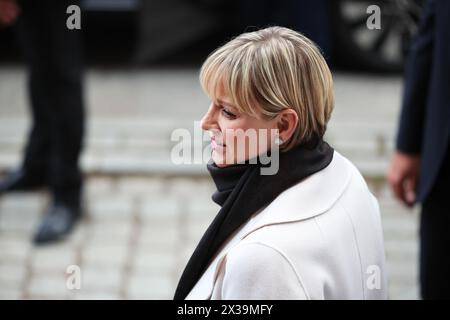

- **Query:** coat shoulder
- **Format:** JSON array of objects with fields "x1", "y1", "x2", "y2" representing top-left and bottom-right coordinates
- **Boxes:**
[{"x1": 214, "y1": 241, "x2": 309, "y2": 299}]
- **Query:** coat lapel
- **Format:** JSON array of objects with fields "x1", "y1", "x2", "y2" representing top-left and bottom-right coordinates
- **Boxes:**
[{"x1": 240, "y1": 151, "x2": 351, "y2": 239}]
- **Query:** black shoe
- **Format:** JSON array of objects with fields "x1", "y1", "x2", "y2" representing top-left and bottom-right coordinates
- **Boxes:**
[
  {"x1": 0, "y1": 169, "x2": 45, "y2": 194},
  {"x1": 33, "y1": 202, "x2": 81, "y2": 245}
]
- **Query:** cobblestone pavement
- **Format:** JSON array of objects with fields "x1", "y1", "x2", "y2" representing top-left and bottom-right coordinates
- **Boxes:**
[{"x1": 0, "y1": 67, "x2": 419, "y2": 299}]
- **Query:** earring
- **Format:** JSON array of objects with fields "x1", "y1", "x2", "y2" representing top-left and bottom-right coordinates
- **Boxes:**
[{"x1": 274, "y1": 137, "x2": 283, "y2": 146}]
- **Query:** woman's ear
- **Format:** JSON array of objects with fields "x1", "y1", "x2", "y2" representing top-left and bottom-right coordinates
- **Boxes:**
[{"x1": 276, "y1": 109, "x2": 298, "y2": 143}]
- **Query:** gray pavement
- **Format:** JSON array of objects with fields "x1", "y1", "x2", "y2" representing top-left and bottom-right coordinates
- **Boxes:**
[{"x1": 0, "y1": 67, "x2": 419, "y2": 299}]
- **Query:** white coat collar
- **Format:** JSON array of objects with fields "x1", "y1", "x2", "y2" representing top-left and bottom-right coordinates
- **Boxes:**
[{"x1": 240, "y1": 151, "x2": 352, "y2": 239}]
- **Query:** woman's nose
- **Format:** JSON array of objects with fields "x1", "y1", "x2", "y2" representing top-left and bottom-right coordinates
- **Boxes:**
[{"x1": 201, "y1": 104, "x2": 217, "y2": 131}]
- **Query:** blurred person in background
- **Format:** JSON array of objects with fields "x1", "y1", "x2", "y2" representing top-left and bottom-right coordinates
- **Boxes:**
[
  {"x1": 0, "y1": 0, "x2": 85, "y2": 244},
  {"x1": 237, "y1": 0, "x2": 332, "y2": 58},
  {"x1": 388, "y1": 0, "x2": 450, "y2": 299}
]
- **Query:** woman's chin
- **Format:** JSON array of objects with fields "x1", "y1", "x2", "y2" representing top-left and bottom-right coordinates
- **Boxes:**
[
  {"x1": 212, "y1": 155, "x2": 226, "y2": 167},
  {"x1": 212, "y1": 151, "x2": 231, "y2": 167}
]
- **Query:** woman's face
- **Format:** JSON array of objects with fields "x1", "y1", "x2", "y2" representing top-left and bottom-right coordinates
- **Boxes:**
[{"x1": 201, "y1": 89, "x2": 280, "y2": 167}]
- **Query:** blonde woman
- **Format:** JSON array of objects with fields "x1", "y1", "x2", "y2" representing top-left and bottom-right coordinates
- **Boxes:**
[{"x1": 174, "y1": 26, "x2": 387, "y2": 300}]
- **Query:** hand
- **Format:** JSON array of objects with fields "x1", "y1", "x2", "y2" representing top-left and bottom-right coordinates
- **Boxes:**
[
  {"x1": 387, "y1": 151, "x2": 420, "y2": 207},
  {"x1": 0, "y1": 0, "x2": 20, "y2": 27}
]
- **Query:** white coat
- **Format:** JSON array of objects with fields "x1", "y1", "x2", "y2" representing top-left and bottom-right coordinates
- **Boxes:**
[{"x1": 186, "y1": 151, "x2": 388, "y2": 300}]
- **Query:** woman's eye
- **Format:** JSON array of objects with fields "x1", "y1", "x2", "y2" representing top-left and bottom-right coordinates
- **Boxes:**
[{"x1": 221, "y1": 107, "x2": 236, "y2": 119}]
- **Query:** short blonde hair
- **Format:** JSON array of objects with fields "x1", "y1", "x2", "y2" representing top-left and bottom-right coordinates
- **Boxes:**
[{"x1": 200, "y1": 26, "x2": 334, "y2": 151}]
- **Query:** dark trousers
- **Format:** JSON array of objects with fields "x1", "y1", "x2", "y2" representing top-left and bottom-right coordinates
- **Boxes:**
[
  {"x1": 15, "y1": 0, "x2": 84, "y2": 206},
  {"x1": 420, "y1": 144, "x2": 450, "y2": 299}
]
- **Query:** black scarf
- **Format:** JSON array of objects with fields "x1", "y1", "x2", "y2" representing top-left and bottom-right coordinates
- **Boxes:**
[{"x1": 173, "y1": 138, "x2": 334, "y2": 300}]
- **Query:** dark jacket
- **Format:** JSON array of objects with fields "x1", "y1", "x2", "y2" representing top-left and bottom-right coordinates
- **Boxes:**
[{"x1": 396, "y1": 0, "x2": 450, "y2": 202}]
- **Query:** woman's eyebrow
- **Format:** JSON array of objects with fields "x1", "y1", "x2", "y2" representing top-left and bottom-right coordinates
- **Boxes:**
[{"x1": 217, "y1": 99, "x2": 236, "y2": 108}]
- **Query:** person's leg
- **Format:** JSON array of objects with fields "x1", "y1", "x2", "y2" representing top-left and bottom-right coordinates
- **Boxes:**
[
  {"x1": 0, "y1": 0, "x2": 52, "y2": 193},
  {"x1": 420, "y1": 145, "x2": 450, "y2": 299},
  {"x1": 29, "y1": 0, "x2": 85, "y2": 244},
  {"x1": 43, "y1": 0, "x2": 85, "y2": 208}
]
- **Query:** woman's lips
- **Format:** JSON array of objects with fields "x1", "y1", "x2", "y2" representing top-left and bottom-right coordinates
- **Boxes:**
[{"x1": 211, "y1": 137, "x2": 225, "y2": 150}]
